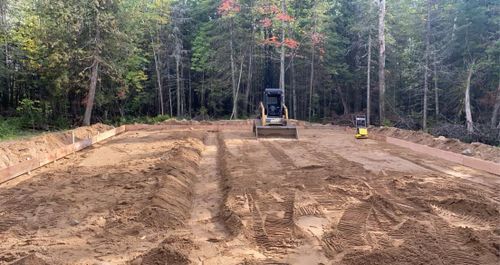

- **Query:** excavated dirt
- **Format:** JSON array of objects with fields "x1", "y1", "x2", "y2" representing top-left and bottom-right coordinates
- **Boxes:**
[
  {"x1": 0, "y1": 129, "x2": 205, "y2": 264},
  {"x1": 0, "y1": 124, "x2": 499, "y2": 265},
  {"x1": 371, "y1": 126, "x2": 500, "y2": 163},
  {"x1": 0, "y1": 123, "x2": 113, "y2": 169}
]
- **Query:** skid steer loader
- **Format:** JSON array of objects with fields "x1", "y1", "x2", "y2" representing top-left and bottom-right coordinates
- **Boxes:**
[{"x1": 253, "y1": 88, "x2": 299, "y2": 139}]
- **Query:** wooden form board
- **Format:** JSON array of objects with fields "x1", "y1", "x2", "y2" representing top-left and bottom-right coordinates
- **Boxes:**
[{"x1": 0, "y1": 126, "x2": 126, "y2": 184}]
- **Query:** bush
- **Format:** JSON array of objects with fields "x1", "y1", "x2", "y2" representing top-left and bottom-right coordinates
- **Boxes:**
[
  {"x1": 0, "y1": 117, "x2": 28, "y2": 140},
  {"x1": 382, "y1": 119, "x2": 394, "y2": 127},
  {"x1": 16, "y1": 99, "x2": 46, "y2": 130}
]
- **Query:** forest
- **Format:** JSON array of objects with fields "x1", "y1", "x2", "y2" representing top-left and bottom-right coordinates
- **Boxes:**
[{"x1": 0, "y1": 0, "x2": 499, "y2": 143}]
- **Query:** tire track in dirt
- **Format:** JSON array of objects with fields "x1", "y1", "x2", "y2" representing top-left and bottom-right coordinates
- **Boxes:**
[
  {"x1": 210, "y1": 129, "x2": 500, "y2": 265},
  {"x1": 262, "y1": 141, "x2": 295, "y2": 168},
  {"x1": 188, "y1": 132, "x2": 231, "y2": 264}
]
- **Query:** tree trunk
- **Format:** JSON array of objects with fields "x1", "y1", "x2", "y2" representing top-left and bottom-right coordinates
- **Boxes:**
[
  {"x1": 180, "y1": 64, "x2": 185, "y2": 116},
  {"x1": 490, "y1": 77, "x2": 500, "y2": 128},
  {"x1": 83, "y1": 58, "x2": 99, "y2": 126},
  {"x1": 280, "y1": 0, "x2": 286, "y2": 94},
  {"x1": 153, "y1": 44, "x2": 164, "y2": 116},
  {"x1": 176, "y1": 55, "x2": 181, "y2": 117},
  {"x1": 423, "y1": 0, "x2": 431, "y2": 132},
  {"x1": 83, "y1": 16, "x2": 100, "y2": 126},
  {"x1": 166, "y1": 58, "x2": 173, "y2": 116},
  {"x1": 337, "y1": 86, "x2": 349, "y2": 115},
  {"x1": 465, "y1": 62, "x2": 475, "y2": 134},
  {"x1": 291, "y1": 58, "x2": 297, "y2": 119},
  {"x1": 188, "y1": 69, "x2": 192, "y2": 117},
  {"x1": 308, "y1": 46, "x2": 315, "y2": 121},
  {"x1": 229, "y1": 19, "x2": 237, "y2": 119},
  {"x1": 201, "y1": 72, "x2": 205, "y2": 109},
  {"x1": 367, "y1": 31, "x2": 372, "y2": 125},
  {"x1": 231, "y1": 55, "x2": 245, "y2": 120},
  {"x1": 378, "y1": 0, "x2": 386, "y2": 124},
  {"x1": 434, "y1": 52, "x2": 439, "y2": 120},
  {"x1": 244, "y1": 45, "x2": 253, "y2": 117}
]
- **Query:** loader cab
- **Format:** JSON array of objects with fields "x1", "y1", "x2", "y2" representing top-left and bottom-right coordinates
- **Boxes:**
[{"x1": 264, "y1": 88, "x2": 284, "y2": 117}]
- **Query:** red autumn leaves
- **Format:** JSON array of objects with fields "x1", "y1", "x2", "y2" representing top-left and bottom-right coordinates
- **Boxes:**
[
  {"x1": 217, "y1": 0, "x2": 240, "y2": 16},
  {"x1": 217, "y1": 0, "x2": 301, "y2": 50},
  {"x1": 256, "y1": 3, "x2": 299, "y2": 49}
]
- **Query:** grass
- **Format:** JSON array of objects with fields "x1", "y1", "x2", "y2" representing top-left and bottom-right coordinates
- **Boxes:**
[{"x1": 0, "y1": 117, "x2": 41, "y2": 141}]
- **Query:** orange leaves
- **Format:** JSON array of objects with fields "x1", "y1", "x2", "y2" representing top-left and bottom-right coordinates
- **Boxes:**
[
  {"x1": 218, "y1": 0, "x2": 240, "y2": 16},
  {"x1": 276, "y1": 13, "x2": 294, "y2": 22},
  {"x1": 263, "y1": 36, "x2": 280, "y2": 46},
  {"x1": 311, "y1": 32, "x2": 325, "y2": 46},
  {"x1": 262, "y1": 37, "x2": 300, "y2": 49},
  {"x1": 284, "y1": 38, "x2": 299, "y2": 49},
  {"x1": 260, "y1": 18, "x2": 273, "y2": 28},
  {"x1": 256, "y1": 4, "x2": 294, "y2": 23}
]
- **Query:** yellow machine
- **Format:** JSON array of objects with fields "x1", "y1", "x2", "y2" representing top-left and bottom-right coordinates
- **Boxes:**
[
  {"x1": 253, "y1": 88, "x2": 299, "y2": 139},
  {"x1": 355, "y1": 115, "x2": 368, "y2": 139}
]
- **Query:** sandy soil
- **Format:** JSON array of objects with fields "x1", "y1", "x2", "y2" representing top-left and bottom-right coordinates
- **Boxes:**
[
  {"x1": 0, "y1": 125, "x2": 498, "y2": 265},
  {"x1": 0, "y1": 123, "x2": 112, "y2": 169},
  {"x1": 370, "y1": 126, "x2": 500, "y2": 163}
]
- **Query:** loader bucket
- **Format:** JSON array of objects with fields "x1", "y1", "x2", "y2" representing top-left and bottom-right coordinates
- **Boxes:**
[{"x1": 255, "y1": 126, "x2": 299, "y2": 139}]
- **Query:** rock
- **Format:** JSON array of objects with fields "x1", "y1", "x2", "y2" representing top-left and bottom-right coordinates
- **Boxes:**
[
  {"x1": 462, "y1": 149, "x2": 474, "y2": 156},
  {"x1": 436, "y1": 136, "x2": 447, "y2": 141},
  {"x1": 471, "y1": 142, "x2": 481, "y2": 147},
  {"x1": 69, "y1": 219, "x2": 80, "y2": 226}
]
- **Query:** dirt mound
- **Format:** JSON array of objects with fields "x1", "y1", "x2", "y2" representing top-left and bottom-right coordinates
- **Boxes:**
[
  {"x1": 218, "y1": 134, "x2": 245, "y2": 237},
  {"x1": 433, "y1": 198, "x2": 500, "y2": 223},
  {"x1": 10, "y1": 254, "x2": 49, "y2": 265},
  {"x1": 0, "y1": 123, "x2": 113, "y2": 169},
  {"x1": 131, "y1": 237, "x2": 193, "y2": 265},
  {"x1": 137, "y1": 142, "x2": 203, "y2": 229},
  {"x1": 371, "y1": 126, "x2": 500, "y2": 163}
]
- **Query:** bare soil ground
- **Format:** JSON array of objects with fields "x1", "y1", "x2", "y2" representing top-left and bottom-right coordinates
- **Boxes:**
[
  {"x1": 0, "y1": 124, "x2": 498, "y2": 265},
  {"x1": 0, "y1": 123, "x2": 112, "y2": 169},
  {"x1": 370, "y1": 126, "x2": 500, "y2": 163}
]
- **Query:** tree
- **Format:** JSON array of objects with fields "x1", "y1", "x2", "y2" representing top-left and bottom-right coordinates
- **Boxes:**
[{"x1": 378, "y1": 0, "x2": 386, "y2": 124}]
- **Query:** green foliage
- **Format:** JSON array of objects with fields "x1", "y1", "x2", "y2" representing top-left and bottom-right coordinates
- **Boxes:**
[
  {"x1": 382, "y1": 119, "x2": 394, "y2": 128},
  {"x1": 16, "y1": 99, "x2": 45, "y2": 130},
  {"x1": 117, "y1": 115, "x2": 172, "y2": 125},
  {"x1": 0, "y1": 0, "x2": 498, "y2": 147},
  {"x1": 0, "y1": 118, "x2": 26, "y2": 140},
  {"x1": 191, "y1": 25, "x2": 214, "y2": 73}
]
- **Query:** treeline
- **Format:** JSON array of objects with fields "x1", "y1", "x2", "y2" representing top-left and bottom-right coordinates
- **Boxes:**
[{"x1": 0, "y1": 0, "x2": 498, "y2": 137}]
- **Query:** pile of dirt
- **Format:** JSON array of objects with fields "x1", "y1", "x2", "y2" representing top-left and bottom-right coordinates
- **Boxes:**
[
  {"x1": 131, "y1": 237, "x2": 193, "y2": 265},
  {"x1": 371, "y1": 126, "x2": 500, "y2": 163},
  {"x1": 10, "y1": 254, "x2": 49, "y2": 265},
  {"x1": 136, "y1": 139, "x2": 203, "y2": 229},
  {"x1": 0, "y1": 123, "x2": 113, "y2": 169}
]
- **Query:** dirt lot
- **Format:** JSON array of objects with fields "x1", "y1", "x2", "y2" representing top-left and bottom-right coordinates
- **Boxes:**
[{"x1": 0, "y1": 125, "x2": 498, "y2": 264}]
